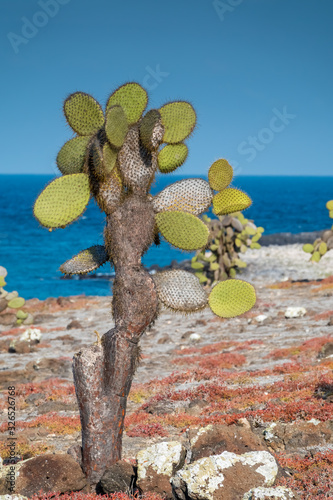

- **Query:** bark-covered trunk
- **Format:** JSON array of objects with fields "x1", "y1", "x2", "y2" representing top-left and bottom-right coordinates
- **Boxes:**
[{"x1": 73, "y1": 194, "x2": 159, "y2": 487}]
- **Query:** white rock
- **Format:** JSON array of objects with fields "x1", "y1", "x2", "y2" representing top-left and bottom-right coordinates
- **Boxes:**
[
  {"x1": 285, "y1": 307, "x2": 306, "y2": 318},
  {"x1": 137, "y1": 441, "x2": 185, "y2": 480},
  {"x1": 189, "y1": 333, "x2": 201, "y2": 343},
  {"x1": 255, "y1": 315, "x2": 268, "y2": 323},
  {"x1": 0, "y1": 496, "x2": 29, "y2": 500},
  {"x1": 243, "y1": 486, "x2": 298, "y2": 499},
  {"x1": 19, "y1": 328, "x2": 42, "y2": 342},
  {"x1": 308, "y1": 418, "x2": 321, "y2": 426},
  {"x1": 172, "y1": 451, "x2": 278, "y2": 500}
]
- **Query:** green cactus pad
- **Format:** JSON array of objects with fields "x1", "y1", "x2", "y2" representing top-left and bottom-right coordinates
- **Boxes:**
[
  {"x1": 155, "y1": 211, "x2": 209, "y2": 251},
  {"x1": 34, "y1": 174, "x2": 90, "y2": 229},
  {"x1": 60, "y1": 245, "x2": 109, "y2": 275},
  {"x1": 329, "y1": 210, "x2": 333, "y2": 219},
  {"x1": 195, "y1": 272, "x2": 208, "y2": 284},
  {"x1": 208, "y1": 279, "x2": 256, "y2": 318},
  {"x1": 106, "y1": 83, "x2": 148, "y2": 125},
  {"x1": 250, "y1": 242, "x2": 261, "y2": 250},
  {"x1": 16, "y1": 310, "x2": 28, "y2": 320},
  {"x1": 105, "y1": 105, "x2": 129, "y2": 149},
  {"x1": 208, "y1": 159, "x2": 233, "y2": 191},
  {"x1": 157, "y1": 144, "x2": 189, "y2": 173},
  {"x1": 103, "y1": 143, "x2": 118, "y2": 174},
  {"x1": 64, "y1": 92, "x2": 104, "y2": 136},
  {"x1": 153, "y1": 270, "x2": 208, "y2": 312},
  {"x1": 319, "y1": 241, "x2": 328, "y2": 255},
  {"x1": 311, "y1": 251, "x2": 321, "y2": 262},
  {"x1": 0, "y1": 276, "x2": 6, "y2": 287},
  {"x1": 159, "y1": 101, "x2": 196, "y2": 144},
  {"x1": 251, "y1": 233, "x2": 261, "y2": 243},
  {"x1": 213, "y1": 188, "x2": 252, "y2": 215},
  {"x1": 8, "y1": 297, "x2": 25, "y2": 309},
  {"x1": 139, "y1": 109, "x2": 164, "y2": 150},
  {"x1": 152, "y1": 179, "x2": 212, "y2": 216},
  {"x1": 57, "y1": 136, "x2": 90, "y2": 175},
  {"x1": 326, "y1": 200, "x2": 333, "y2": 210},
  {"x1": 229, "y1": 268, "x2": 237, "y2": 278},
  {"x1": 90, "y1": 139, "x2": 117, "y2": 179}
]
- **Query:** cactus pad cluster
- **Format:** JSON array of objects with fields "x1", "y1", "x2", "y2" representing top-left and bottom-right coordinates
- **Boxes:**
[
  {"x1": 0, "y1": 266, "x2": 33, "y2": 325},
  {"x1": 33, "y1": 82, "x2": 256, "y2": 318},
  {"x1": 303, "y1": 200, "x2": 333, "y2": 262},
  {"x1": 192, "y1": 213, "x2": 264, "y2": 284}
]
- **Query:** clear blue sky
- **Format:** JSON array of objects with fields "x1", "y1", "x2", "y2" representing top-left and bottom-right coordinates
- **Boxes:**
[{"x1": 1, "y1": 0, "x2": 332, "y2": 176}]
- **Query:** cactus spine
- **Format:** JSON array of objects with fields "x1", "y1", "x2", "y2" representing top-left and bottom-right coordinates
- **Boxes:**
[{"x1": 33, "y1": 83, "x2": 255, "y2": 488}]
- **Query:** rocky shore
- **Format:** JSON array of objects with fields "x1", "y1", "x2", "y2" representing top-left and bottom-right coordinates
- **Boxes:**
[{"x1": 0, "y1": 243, "x2": 333, "y2": 499}]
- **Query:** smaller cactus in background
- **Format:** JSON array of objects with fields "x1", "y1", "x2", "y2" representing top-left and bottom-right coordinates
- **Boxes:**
[
  {"x1": 191, "y1": 213, "x2": 264, "y2": 285},
  {"x1": 303, "y1": 200, "x2": 333, "y2": 262},
  {"x1": 0, "y1": 266, "x2": 33, "y2": 325}
]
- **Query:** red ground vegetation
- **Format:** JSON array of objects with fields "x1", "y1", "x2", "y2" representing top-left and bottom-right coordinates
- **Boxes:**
[
  {"x1": 275, "y1": 451, "x2": 333, "y2": 499},
  {"x1": 30, "y1": 491, "x2": 164, "y2": 500},
  {"x1": 267, "y1": 336, "x2": 333, "y2": 361}
]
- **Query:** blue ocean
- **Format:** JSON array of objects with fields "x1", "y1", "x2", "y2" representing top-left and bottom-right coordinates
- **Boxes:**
[{"x1": 1, "y1": 175, "x2": 332, "y2": 300}]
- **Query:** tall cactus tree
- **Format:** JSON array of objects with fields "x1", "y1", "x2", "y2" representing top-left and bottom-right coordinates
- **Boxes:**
[{"x1": 33, "y1": 83, "x2": 256, "y2": 488}]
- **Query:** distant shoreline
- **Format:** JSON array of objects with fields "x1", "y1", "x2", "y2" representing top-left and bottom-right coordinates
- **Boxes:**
[{"x1": 61, "y1": 229, "x2": 329, "y2": 281}]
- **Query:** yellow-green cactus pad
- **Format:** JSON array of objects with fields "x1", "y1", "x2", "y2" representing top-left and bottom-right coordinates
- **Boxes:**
[
  {"x1": 213, "y1": 188, "x2": 252, "y2": 215},
  {"x1": 153, "y1": 270, "x2": 208, "y2": 312},
  {"x1": 8, "y1": 297, "x2": 25, "y2": 309},
  {"x1": 208, "y1": 279, "x2": 256, "y2": 318},
  {"x1": 106, "y1": 83, "x2": 148, "y2": 125},
  {"x1": 57, "y1": 136, "x2": 90, "y2": 175},
  {"x1": 105, "y1": 105, "x2": 129, "y2": 149},
  {"x1": 157, "y1": 144, "x2": 188, "y2": 173},
  {"x1": 139, "y1": 109, "x2": 164, "y2": 150},
  {"x1": 0, "y1": 276, "x2": 6, "y2": 287},
  {"x1": 159, "y1": 101, "x2": 196, "y2": 144},
  {"x1": 34, "y1": 173, "x2": 90, "y2": 228},
  {"x1": 103, "y1": 143, "x2": 118, "y2": 174},
  {"x1": 208, "y1": 159, "x2": 233, "y2": 191},
  {"x1": 319, "y1": 241, "x2": 327, "y2": 255},
  {"x1": 329, "y1": 210, "x2": 333, "y2": 219},
  {"x1": 60, "y1": 245, "x2": 109, "y2": 275},
  {"x1": 16, "y1": 310, "x2": 28, "y2": 320},
  {"x1": 311, "y1": 251, "x2": 321, "y2": 262},
  {"x1": 90, "y1": 139, "x2": 117, "y2": 179},
  {"x1": 155, "y1": 211, "x2": 209, "y2": 251},
  {"x1": 64, "y1": 92, "x2": 104, "y2": 136},
  {"x1": 152, "y1": 178, "x2": 212, "y2": 216},
  {"x1": 326, "y1": 200, "x2": 333, "y2": 210}
]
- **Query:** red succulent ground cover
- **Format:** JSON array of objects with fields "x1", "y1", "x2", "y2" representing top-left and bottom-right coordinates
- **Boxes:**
[
  {"x1": 275, "y1": 451, "x2": 333, "y2": 499},
  {"x1": 266, "y1": 335, "x2": 333, "y2": 360},
  {"x1": 2, "y1": 332, "x2": 333, "y2": 498},
  {"x1": 30, "y1": 492, "x2": 164, "y2": 500}
]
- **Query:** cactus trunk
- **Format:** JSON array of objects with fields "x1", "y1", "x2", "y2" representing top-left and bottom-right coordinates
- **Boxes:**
[{"x1": 73, "y1": 194, "x2": 159, "y2": 487}]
